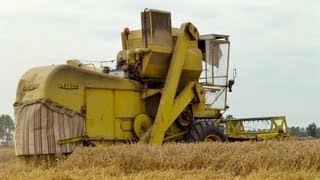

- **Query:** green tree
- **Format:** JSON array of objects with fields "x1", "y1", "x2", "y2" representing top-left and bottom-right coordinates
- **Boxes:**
[
  {"x1": 300, "y1": 127, "x2": 308, "y2": 137},
  {"x1": 306, "y1": 123, "x2": 317, "y2": 138},
  {"x1": 0, "y1": 114, "x2": 15, "y2": 145},
  {"x1": 288, "y1": 126, "x2": 309, "y2": 137},
  {"x1": 289, "y1": 126, "x2": 299, "y2": 136},
  {"x1": 316, "y1": 128, "x2": 320, "y2": 138}
]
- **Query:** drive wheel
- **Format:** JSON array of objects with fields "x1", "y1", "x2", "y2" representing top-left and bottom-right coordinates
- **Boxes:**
[{"x1": 185, "y1": 120, "x2": 227, "y2": 142}]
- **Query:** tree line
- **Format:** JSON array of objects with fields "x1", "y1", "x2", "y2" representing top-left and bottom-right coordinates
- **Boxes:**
[{"x1": 289, "y1": 123, "x2": 320, "y2": 138}]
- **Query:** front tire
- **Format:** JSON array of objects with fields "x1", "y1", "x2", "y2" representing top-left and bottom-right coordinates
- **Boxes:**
[{"x1": 185, "y1": 120, "x2": 227, "y2": 142}]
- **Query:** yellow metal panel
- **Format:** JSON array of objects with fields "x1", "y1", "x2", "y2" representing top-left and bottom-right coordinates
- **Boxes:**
[
  {"x1": 16, "y1": 65, "x2": 142, "y2": 114},
  {"x1": 141, "y1": 50, "x2": 172, "y2": 78},
  {"x1": 114, "y1": 90, "x2": 143, "y2": 118},
  {"x1": 114, "y1": 118, "x2": 135, "y2": 140},
  {"x1": 192, "y1": 103, "x2": 221, "y2": 118},
  {"x1": 127, "y1": 30, "x2": 144, "y2": 49},
  {"x1": 113, "y1": 90, "x2": 143, "y2": 140},
  {"x1": 86, "y1": 89, "x2": 114, "y2": 138},
  {"x1": 141, "y1": 89, "x2": 161, "y2": 99}
]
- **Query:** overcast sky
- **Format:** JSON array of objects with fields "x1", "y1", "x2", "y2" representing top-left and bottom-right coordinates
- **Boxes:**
[{"x1": 1, "y1": 0, "x2": 319, "y2": 127}]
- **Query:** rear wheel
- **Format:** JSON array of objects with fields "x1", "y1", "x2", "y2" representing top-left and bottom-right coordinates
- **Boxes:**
[{"x1": 185, "y1": 120, "x2": 227, "y2": 142}]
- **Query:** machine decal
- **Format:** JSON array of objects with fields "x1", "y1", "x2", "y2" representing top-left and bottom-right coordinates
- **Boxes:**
[
  {"x1": 23, "y1": 84, "x2": 39, "y2": 91},
  {"x1": 58, "y1": 83, "x2": 79, "y2": 89}
]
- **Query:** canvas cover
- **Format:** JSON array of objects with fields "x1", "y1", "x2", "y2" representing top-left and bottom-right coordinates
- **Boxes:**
[{"x1": 14, "y1": 100, "x2": 85, "y2": 156}]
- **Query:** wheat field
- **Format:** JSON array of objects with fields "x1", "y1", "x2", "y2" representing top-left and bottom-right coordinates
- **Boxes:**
[{"x1": 1, "y1": 140, "x2": 320, "y2": 179}]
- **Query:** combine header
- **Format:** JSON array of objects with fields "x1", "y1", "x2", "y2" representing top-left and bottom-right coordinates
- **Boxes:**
[{"x1": 223, "y1": 116, "x2": 290, "y2": 141}]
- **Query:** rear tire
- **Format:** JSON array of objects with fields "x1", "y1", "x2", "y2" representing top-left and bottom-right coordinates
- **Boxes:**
[{"x1": 185, "y1": 120, "x2": 227, "y2": 142}]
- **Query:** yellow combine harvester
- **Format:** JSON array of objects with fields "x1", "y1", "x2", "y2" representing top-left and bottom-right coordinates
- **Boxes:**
[
  {"x1": 223, "y1": 116, "x2": 290, "y2": 141},
  {"x1": 14, "y1": 9, "x2": 235, "y2": 156}
]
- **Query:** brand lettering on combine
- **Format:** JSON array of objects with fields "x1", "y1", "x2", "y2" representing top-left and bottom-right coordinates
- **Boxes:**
[
  {"x1": 58, "y1": 83, "x2": 79, "y2": 89},
  {"x1": 23, "y1": 84, "x2": 39, "y2": 91}
]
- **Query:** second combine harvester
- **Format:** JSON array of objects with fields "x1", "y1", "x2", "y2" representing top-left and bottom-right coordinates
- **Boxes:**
[{"x1": 14, "y1": 9, "x2": 234, "y2": 156}]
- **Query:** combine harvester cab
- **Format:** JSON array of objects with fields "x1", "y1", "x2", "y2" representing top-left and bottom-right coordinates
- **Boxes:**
[{"x1": 14, "y1": 9, "x2": 234, "y2": 156}]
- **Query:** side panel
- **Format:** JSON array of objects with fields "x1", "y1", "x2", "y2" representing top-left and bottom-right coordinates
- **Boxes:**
[
  {"x1": 86, "y1": 89, "x2": 143, "y2": 141},
  {"x1": 114, "y1": 90, "x2": 143, "y2": 117},
  {"x1": 114, "y1": 90, "x2": 143, "y2": 139},
  {"x1": 86, "y1": 89, "x2": 114, "y2": 138}
]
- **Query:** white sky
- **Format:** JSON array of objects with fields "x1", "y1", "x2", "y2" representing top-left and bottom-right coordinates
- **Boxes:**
[{"x1": 1, "y1": 0, "x2": 319, "y2": 127}]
